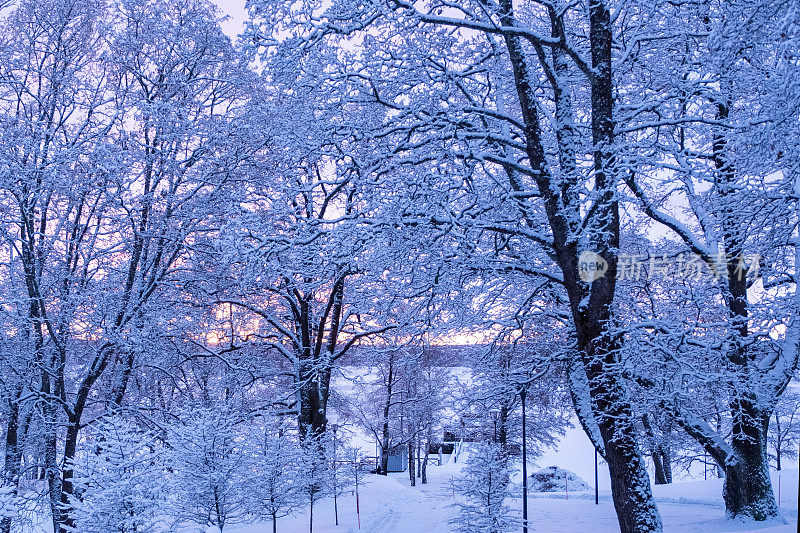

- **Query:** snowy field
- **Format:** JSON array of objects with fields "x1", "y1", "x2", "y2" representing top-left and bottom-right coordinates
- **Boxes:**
[{"x1": 226, "y1": 457, "x2": 798, "y2": 533}]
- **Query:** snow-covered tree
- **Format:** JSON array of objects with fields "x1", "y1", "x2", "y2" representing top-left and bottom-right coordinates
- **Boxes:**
[
  {"x1": 71, "y1": 416, "x2": 164, "y2": 533},
  {"x1": 298, "y1": 439, "x2": 329, "y2": 533},
  {"x1": 0, "y1": 0, "x2": 254, "y2": 529},
  {"x1": 769, "y1": 391, "x2": 800, "y2": 471},
  {"x1": 167, "y1": 407, "x2": 251, "y2": 532},
  {"x1": 245, "y1": 0, "x2": 687, "y2": 526},
  {"x1": 452, "y1": 443, "x2": 515, "y2": 533},
  {"x1": 620, "y1": 0, "x2": 800, "y2": 520},
  {"x1": 250, "y1": 424, "x2": 303, "y2": 533}
]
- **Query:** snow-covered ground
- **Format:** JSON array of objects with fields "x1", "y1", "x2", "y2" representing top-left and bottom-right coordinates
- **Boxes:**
[
  {"x1": 285, "y1": 368, "x2": 799, "y2": 533},
  {"x1": 227, "y1": 453, "x2": 798, "y2": 533}
]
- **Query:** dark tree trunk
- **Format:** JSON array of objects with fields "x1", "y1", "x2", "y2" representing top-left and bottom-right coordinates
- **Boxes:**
[
  {"x1": 496, "y1": 0, "x2": 660, "y2": 529},
  {"x1": 408, "y1": 437, "x2": 415, "y2": 486},
  {"x1": 587, "y1": 338, "x2": 661, "y2": 533},
  {"x1": 294, "y1": 276, "x2": 346, "y2": 443},
  {"x1": 379, "y1": 353, "x2": 395, "y2": 476},
  {"x1": 661, "y1": 448, "x2": 673, "y2": 484},
  {"x1": 0, "y1": 388, "x2": 23, "y2": 533},
  {"x1": 642, "y1": 414, "x2": 668, "y2": 485},
  {"x1": 42, "y1": 377, "x2": 61, "y2": 533},
  {"x1": 721, "y1": 404, "x2": 778, "y2": 520},
  {"x1": 652, "y1": 452, "x2": 667, "y2": 486},
  {"x1": 498, "y1": 404, "x2": 508, "y2": 449},
  {"x1": 421, "y1": 448, "x2": 429, "y2": 484},
  {"x1": 710, "y1": 89, "x2": 779, "y2": 520},
  {"x1": 416, "y1": 439, "x2": 421, "y2": 478}
]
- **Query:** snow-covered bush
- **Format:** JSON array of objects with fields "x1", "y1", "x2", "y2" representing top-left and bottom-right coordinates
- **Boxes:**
[
  {"x1": 71, "y1": 416, "x2": 164, "y2": 533},
  {"x1": 167, "y1": 407, "x2": 251, "y2": 531},
  {"x1": 250, "y1": 426, "x2": 303, "y2": 533},
  {"x1": 529, "y1": 466, "x2": 590, "y2": 493},
  {"x1": 298, "y1": 439, "x2": 330, "y2": 533},
  {"x1": 452, "y1": 443, "x2": 516, "y2": 533}
]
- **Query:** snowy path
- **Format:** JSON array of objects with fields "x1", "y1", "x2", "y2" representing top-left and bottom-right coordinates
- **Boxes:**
[{"x1": 230, "y1": 464, "x2": 799, "y2": 533}]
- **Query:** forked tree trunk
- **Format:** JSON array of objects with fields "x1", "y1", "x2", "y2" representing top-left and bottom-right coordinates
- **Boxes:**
[{"x1": 494, "y1": 0, "x2": 662, "y2": 528}]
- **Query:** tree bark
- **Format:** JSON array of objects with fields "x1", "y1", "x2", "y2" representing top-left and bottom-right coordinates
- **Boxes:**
[
  {"x1": 711, "y1": 96, "x2": 779, "y2": 520},
  {"x1": 408, "y1": 437, "x2": 415, "y2": 486},
  {"x1": 379, "y1": 351, "x2": 395, "y2": 475},
  {"x1": 0, "y1": 386, "x2": 23, "y2": 533},
  {"x1": 421, "y1": 446, "x2": 429, "y2": 484},
  {"x1": 661, "y1": 448, "x2": 673, "y2": 484},
  {"x1": 721, "y1": 404, "x2": 778, "y2": 520},
  {"x1": 494, "y1": 0, "x2": 662, "y2": 529}
]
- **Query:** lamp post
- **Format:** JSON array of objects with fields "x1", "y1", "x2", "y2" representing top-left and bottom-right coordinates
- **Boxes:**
[
  {"x1": 354, "y1": 449, "x2": 361, "y2": 529},
  {"x1": 519, "y1": 387, "x2": 528, "y2": 533},
  {"x1": 332, "y1": 424, "x2": 339, "y2": 526},
  {"x1": 489, "y1": 408, "x2": 500, "y2": 443},
  {"x1": 594, "y1": 448, "x2": 599, "y2": 505},
  {"x1": 704, "y1": 450, "x2": 707, "y2": 481}
]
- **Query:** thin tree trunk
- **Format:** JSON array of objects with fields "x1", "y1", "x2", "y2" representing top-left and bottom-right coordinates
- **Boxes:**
[
  {"x1": 416, "y1": 439, "x2": 421, "y2": 478},
  {"x1": 408, "y1": 437, "x2": 415, "y2": 486},
  {"x1": 421, "y1": 447, "x2": 429, "y2": 484},
  {"x1": 642, "y1": 414, "x2": 667, "y2": 485},
  {"x1": 0, "y1": 388, "x2": 23, "y2": 533},
  {"x1": 661, "y1": 448, "x2": 673, "y2": 484},
  {"x1": 379, "y1": 353, "x2": 395, "y2": 476}
]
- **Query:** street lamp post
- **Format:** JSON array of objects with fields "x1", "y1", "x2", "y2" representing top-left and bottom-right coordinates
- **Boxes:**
[
  {"x1": 704, "y1": 450, "x2": 707, "y2": 481},
  {"x1": 489, "y1": 408, "x2": 500, "y2": 444},
  {"x1": 520, "y1": 387, "x2": 528, "y2": 533},
  {"x1": 332, "y1": 424, "x2": 339, "y2": 526},
  {"x1": 594, "y1": 448, "x2": 599, "y2": 505}
]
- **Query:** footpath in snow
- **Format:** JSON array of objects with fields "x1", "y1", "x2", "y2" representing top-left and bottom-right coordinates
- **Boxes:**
[{"x1": 229, "y1": 458, "x2": 799, "y2": 533}]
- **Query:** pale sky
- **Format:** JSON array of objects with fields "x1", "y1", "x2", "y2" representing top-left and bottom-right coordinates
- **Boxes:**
[{"x1": 212, "y1": 0, "x2": 248, "y2": 38}]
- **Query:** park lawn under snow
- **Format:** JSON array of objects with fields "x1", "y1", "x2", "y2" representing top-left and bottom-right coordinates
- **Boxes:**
[{"x1": 225, "y1": 459, "x2": 798, "y2": 533}]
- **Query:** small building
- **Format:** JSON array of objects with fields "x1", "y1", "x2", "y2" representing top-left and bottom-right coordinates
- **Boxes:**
[{"x1": 386, "y1": 445, "x2": 408, "y2": 472}]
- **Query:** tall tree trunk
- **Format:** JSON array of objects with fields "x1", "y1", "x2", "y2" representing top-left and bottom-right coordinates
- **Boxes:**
[
  {"x1": 721, "y1": 404, "x2": 777, "y2": 520},
  {"x1": 416, "y1": 439, "x2": 421, "y2": 478},
  {"x1": 642, "y1": 414, "x2": 667, "y2": 485},
  {"x1": 44, "y1": 399, "x2": 60, "y2": 533},
  {"x1": 421, "y1": 446, "x2": 429, "y2": 484},
  {"x1": 661, "y1": 448, "x2": 673, "y2": 484},
  {"x1": 496, "y1": 0, "x2": 661, "y2": 528},
  {"x1": 711, "y1": 95, "x2": 779, "y2": 520},
  {"x1": 0, "y1": 386, "x2": 23, "y2": 533},
  {"x1": 408, "y1": 437, "x2": 415, "y2": 486},
  {"x1": 379, "y1": 353, "x2": 395, "y2": 476}
]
